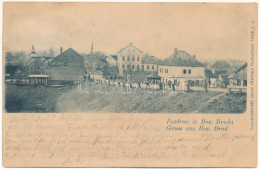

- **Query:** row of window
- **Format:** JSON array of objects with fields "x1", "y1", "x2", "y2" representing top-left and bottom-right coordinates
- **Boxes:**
[
  {"x1": 159, "y1": 68, "x2": 168, "y2": 73},
  {"x1": 183, "y1": 69, "x2": 192, "y2": 74},
  {"x1": 122, "y1": 64, "x2": 155, "y2": 70},
  {"x1": 160, "y1": 68, "x2": 192, "y2": 74},
  {"x1": 236, "y1": 80, "x2": 247, "y2": 86},
  {"x1": 122, "y1": 55, "x2": 140, "y2": 61},
  {"x1": 163, "y1": 79, "x2": 201, "y2": 87}
]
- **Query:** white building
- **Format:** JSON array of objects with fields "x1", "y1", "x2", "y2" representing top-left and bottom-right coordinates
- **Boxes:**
[
  {"x1": 141, "y1": 55, "x2": 159, "y2": 72},
  {"x1": 158, "y1": 48, "x2": 206, "y2": 89},
  {"x1": 106, "y1": 55, "x2": 118, "y2": 66},
  {"x1": 117, "y1": 42, "x2": 144, "y2": 75},
  {"x1": 228, "y1": 63, "x2": 247, "y2": 88}
]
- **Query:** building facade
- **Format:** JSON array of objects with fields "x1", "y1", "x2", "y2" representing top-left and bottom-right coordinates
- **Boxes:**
[
  {"x1": 141, "y1": 55, "x2": 159, "y2": 72},
  {"x1": 229, "y1": 63, "x2": 247, "y2": 88},
  {"x1": 117, "y1": 42, "x2": 144, "y2": 75},
  {"x1": 106, "y1": 55, "x2": 118, "y2": 66},
  {"x1": 158, "y1": 48, "x2": 206, "y2": 89},
  {"x1": 48, "y1": 48, "x2": 85, "y2": 84},
  {"x1": 25, "y1": 45, "x2": 49, "y2": 74}
]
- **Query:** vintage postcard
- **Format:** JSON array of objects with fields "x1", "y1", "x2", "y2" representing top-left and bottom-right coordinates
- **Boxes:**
[{"x1": 2, "y1": 2, "x2": 258, "y2": 167}]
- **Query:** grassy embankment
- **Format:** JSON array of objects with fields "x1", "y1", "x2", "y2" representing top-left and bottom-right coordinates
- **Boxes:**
[{"x1": 5, "y1": 84, "x2": 247, "y2": 113}]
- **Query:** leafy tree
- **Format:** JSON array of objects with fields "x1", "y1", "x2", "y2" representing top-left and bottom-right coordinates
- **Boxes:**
[{"x1": 5, "y1": 51, "x2": 28, "y2": 69}]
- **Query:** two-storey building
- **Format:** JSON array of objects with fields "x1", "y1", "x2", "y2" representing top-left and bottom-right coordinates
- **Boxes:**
[
  {"x1": 117, "y1": 42, "x2": 143, "y2": 75},
  {"x1": 158, "y1": 48, "x2": 206, "y2": 88}
]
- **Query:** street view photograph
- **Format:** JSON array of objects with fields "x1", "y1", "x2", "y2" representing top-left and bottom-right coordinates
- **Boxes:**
[{"x1": 4, "y1": 3, "x2": 248, "y2": 113}]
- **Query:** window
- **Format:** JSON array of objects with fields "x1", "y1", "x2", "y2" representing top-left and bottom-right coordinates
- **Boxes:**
[
  {"x1": 137, "y1": 65, "x2": 140, "y2": 70},
  {"x1": 161, "y1": 69, "x2": 164, "y2": 73},
  {"x1": 195, "y1": 80, "x2": 200, "y2": 86},
  {"x1": 142, "y1": 65, "x2": 144, "y2": 71},
  {"x1": 137, "y1": 56, "x2": 140, "y2": 61},
  {"x1": 165, "y1": 69, "x2": 167, "y2": 73},
  {"x1": 127, "y1": 65, "x2": 130, "y2": 69},
  {"x1": 152, "y1": 65, "x2": 154, "y2": 70},
  {"x1": 243, "y1": 80, "x2": 247, "y2": 86},
  {"x1": 147, "y1": 65, "x2": 149, "y2": 70},
  {"x1": 132, "y1": 65, "x2": 135, "y2": 69},
  {"x1": 190, "y1": 81, "x2": 195, "y2": 86},
  {"x1": 237, "y1": 80, "x2": 241, "y2": 86},
  {"x1": 122, "y1": 56, "x2": 125, "y2": 61},
  {"x1": 188, "y1": 69, "x2": 191, "y2": 74},
  {"x1": 183, "y1": 69, "x2": 187, "y2": 74},
  {"x1": 127, "y1": 56, "x2": 130, "y2": 61},
  {"x1": 132, "y1": 56, "x2": 135, "y2": 61},
  {"x1": 122, "y1": 64, "x2": 125, "y2": 69}
]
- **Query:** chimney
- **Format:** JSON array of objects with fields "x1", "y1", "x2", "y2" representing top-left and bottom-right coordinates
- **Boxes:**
[
  {"x1": 174, "y1": 48, "x2": 178, "y2": 54},
  {"x1": 60, "y1": 47, "x2": 63, "y2": 54},
  {"x1": 129, "y1": 42, "x2": 133, "y2": 46},
  {"x1": 193, "y1": 55, "x2": 196, "y2": 59}
]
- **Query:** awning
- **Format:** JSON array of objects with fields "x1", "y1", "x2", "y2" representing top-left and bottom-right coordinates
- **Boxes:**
[{"x1": 28, "y1": 74, "x2": 48, "y2": 78}]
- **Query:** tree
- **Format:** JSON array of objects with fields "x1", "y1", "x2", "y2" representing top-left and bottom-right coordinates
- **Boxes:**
[
  {"x1": 5, "y1": 51, "x2": 28, "y2": 67},
  {"x1": 5, "y1": 51, "x2": 29, "y2": 78}
]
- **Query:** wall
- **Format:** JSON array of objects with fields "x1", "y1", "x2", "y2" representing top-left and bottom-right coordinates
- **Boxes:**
[
  {"x1": 142, "y1": 64, "x2": 158, "y2": 72},
  {"x1": 106, "y1": 57, "x2": 117, "y2": 66},
  {"x1": 117, "y1": 45, "x2": 143, "y2": 75},
  {"x1": 49, "y1": 66, "x2": 84, "y2": 81},
  {"x1": 158, "y1": 65, "x2": 205, "y2": 83}
]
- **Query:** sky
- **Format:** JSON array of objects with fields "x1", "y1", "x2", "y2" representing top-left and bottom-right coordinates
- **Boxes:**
[{"x1": 3, "y1": 2, "x2": 257, "y2": 61}]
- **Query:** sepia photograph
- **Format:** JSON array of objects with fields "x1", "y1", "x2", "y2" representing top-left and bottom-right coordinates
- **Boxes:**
[
  {"x1": 3, "y1": 2, "x2": 248, "y2": 113},
  {"x1": 2, "y1": 2, "x2": 257, "y2": 168}
]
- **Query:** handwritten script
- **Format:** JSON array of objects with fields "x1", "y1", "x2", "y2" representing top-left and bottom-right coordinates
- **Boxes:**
[{"x1": 3, "y1": 114, "x2": 255, "y2": 167}]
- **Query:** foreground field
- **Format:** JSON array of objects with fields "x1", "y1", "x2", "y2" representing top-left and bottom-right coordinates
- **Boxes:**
[
  {"x1": 5, "y1": 85, "x2": 73, "y2": 112},
  {"x1": 5, "y1": 85, "x2": 247, "y2": 113},
  {"x1": 56, "y1": 86, "x2": 247, "y2": 113}
]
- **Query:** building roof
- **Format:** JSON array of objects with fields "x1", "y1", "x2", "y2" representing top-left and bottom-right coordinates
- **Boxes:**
[
  {"x1": 43, "y1": 56, "x2": 55, "y2": 61},
  {"x1": 231, "y1": 63, "x2": 247, "y2": 80},
  {"x1": 99, "y1": 58, "x2": 108, "y2": 64},
  {"x1": 211, "y1": 60, "x2": 231, "y2": 70},
  {"x1": 162, "y1": 50, "x2": 205, "y2": 67},
  {"x1": 25, "y1": 57, "x2": 48, "y2": 67},
  {"x1": 146, "y1": 73, "x2": 161, "y2": 79},
  {"x1": 235, "y1": 63, "x2": 247, "y2": 74},
  {"x1": 110, "y1": 55, "x2": 118, "y2": 61},
  {"x1": 117, "y1": 42, "x2": 143, "y2": 54},
  {"x1": 49, "y1": 48, "x2": 84, "y2": 65},
  {"x1": 142, "y1": 56, "x2": 160, "y2": 64}
]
